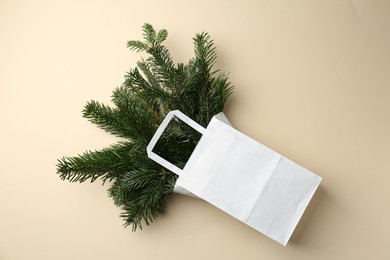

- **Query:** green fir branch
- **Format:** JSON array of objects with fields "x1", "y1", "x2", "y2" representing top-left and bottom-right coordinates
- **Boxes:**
[
  {"x1": 57, "y1": 142, "x2": 135, "y2": 183},
  {"x1": 126, "y1": 40, "x2": 149, "y2": 53},
  {"x1": 57, "y1": 23, "x2": 233, "y2": 231},
  {"x1": 120, "y1": 172, "x2": 175, "y2": 230},
  {"x1": 142, "y1": 23, "x2": 157, "y2": 46},
  {"x1": 155, "y1": 29, "x2": 168, "y2": 45}
]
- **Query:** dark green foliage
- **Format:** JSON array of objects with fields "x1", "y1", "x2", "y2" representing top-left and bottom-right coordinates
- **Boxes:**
[{"x1": 57, "y1": 23, "x2": 233, "y2": 230}]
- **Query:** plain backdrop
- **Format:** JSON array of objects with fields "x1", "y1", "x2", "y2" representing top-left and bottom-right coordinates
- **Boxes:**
[{"x1": 1, "y1": 0, "x2": 389, "y2": 259}]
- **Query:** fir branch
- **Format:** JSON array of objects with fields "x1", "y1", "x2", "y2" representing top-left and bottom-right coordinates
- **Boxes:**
[
  {"x1": 57, "y1": 23, "x2": 233, "y2": 231},
  {"x1": 208, "y1": 73, "x2": 234, "y2": 112},
  {"x1": 127, "y1": 24, "x2": 168, "y2": 52},
  {"x1": 193, "y1": 32, "x2": 218, "y2": 75},
  {"x1": 155, "y1": 29, "x2": 168, "y2": 45},
  {"x1": 146, "y1": 45, "x2": 177, "y2": 89},
  {"x1": 83, "y1": 99, "x2": 155, "y2": 143},
  {"x1": 110, "y1": 87, "x2": 158, "y2": 141},
  {"x1": 83, "y1": 100, "x2": 134, "y2": 139},
  {"x1": 108, "y1": 178, "x2": 127, "y2": 206},
  {"x1": 57, "y1": 142, "x2": 135, "y2": 183},
  {"x1": 119, "y1": 171, "x2": 175, "y2": 230},
  {"x1": 120, "y1": 169, "x2": 168, "y2": 191},
  {"x1": 127, "y1": 40, "x2": 149, "y2": 53},
  {"x1": 142, "y1": 23, "x2": 157, "y2": 46}
]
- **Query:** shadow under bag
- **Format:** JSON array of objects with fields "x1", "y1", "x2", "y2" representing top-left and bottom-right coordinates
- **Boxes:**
[{"x1": 147, "y1": 110, "x2": 322, "y2": 246}]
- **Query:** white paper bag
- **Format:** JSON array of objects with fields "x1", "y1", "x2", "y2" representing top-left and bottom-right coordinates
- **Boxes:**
[
  {"x1": 147, "y1": 110, "x2": 322, "y2": 246},
  {"x1": 172, "y1": 112, "x2": 233, "y2": 198}
]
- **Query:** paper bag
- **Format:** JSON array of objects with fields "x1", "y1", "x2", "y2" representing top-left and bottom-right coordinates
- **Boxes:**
[
  {"x1": 147, "y1": 110, "x2": 322, "y2": 246},
  {"x1": 172, "y1": 112, "x2": 232, "y2": 198}
]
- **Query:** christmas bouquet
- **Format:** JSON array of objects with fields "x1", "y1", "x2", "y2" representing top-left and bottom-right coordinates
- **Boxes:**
[{"x1": 57, "y1": 23, "x2": 233, "y2": 230}]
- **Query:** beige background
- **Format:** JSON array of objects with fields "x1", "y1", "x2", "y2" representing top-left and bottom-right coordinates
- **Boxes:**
[{"x1": 1, "y1": 0, "x2": 389, "y2": 259}]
